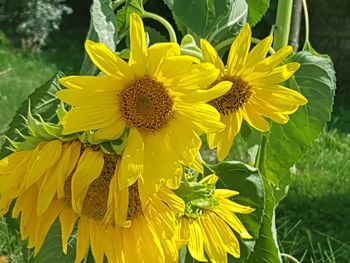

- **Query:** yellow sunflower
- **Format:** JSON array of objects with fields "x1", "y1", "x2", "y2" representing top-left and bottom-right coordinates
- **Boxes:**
[
  {"x1": 176, "y1": 175, "x2": 255, "y2": 262},
  {"x1": 0, "y1": 140, "x2": 185, "y2": 263},
  {"x1": 200, "y1": 24, "x2": 308, "y2": 160},
  {"x1": 56, "y1": 13, "x2": 231, "y2": 201}
]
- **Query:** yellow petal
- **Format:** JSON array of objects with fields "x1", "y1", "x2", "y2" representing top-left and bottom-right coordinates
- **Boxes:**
[
  {"x1": 60, "y1": 207, "x2": 77, "y2": 254},
  {"x1": 85, "y1": 40, "x2": 133, "y2": 78},
  {"x1": 246, "y1": 62, "x2": 300, "y2": 84},
  {"x1": 71, "y1": 148, "x2": 104, "y2": 214},
  {"x1": 255, "y1": 84, "x2": 308, "y2": 105},
  {"x1": 255, "y1": 45, "x2": 293, "y2": 72},
  {"x1": 216, "y1": 112, "x2": 242, "y2": 161},
  {"x1": 199, "y1": 215, "x2": 227, "y2": 263},
  {"x1": 212, "y1": 207, "x2": 252, "y2": 239},
  {"x1": 178, "y1": 81, "x2": 232, "y2": 103},
  {"x1": 60, "y1": 106, "x2": 119, "y2": 135},
  {"x1": 147, "y1": 42, "x2": 180, "y2": 76},
  {"x1": 175, "y1": 103, "x2": 225, "y2": 134},
  {"x1": 57, "y1": 141, "x2": 81, "y2": 199},
  {"x1": 240, "y1": 35, "x2": 273, "y2": 75},
  {"x1": 209, "y1": 212, "x2": 240, "y2": 258},
  {"x1": 134, "y1": 216, "x2": 165, "y2": 262},
  {"x1": 24, "y1": 140, "x2": 62, "y2": 189},
  {"x1": 188, "y1": 220, "x2": 208, "y2": 262},
  {"x1": 129, "y1": 13, "x2": 147, "y2": 76},
  {"x1": 242, "y1": 103, "x2": 270, "y2": 132},
  {"x1": 156, "y1": 185, "x2": 185, "y2": 215},
  {"x1": 227, "y1": 24, "x2": 252, "y2": 75},
  {"x1": 92, "y1": 120, "x2": 126, "y2": 141},
  {"x1": 34, "y1": 200, "x2": 62, "y2": 254},
  {"x1": 75, "y1": 217, "x2": 90, "y2": 263},
  {"x1": 214, "y1": 189, "x2": 239, "y2": 198},
  {"x1": 119, "y1": 128, "x2": 144, "y2": 189},
  {"x1": 164, "y1": 62, "x2": 219, "y2": 92},
  {"x1": 89, "y1": 222, "x2": 105, "y2": 263},
  {"x1": 200, "y1": 39, "x2": 225, "y2": 73},
  {"x1": 176, "y1": 218, "x2": 190, "y2": 249}
]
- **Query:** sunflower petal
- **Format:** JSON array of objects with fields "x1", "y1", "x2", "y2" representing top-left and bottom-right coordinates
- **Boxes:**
[
  {"x1": 227, "y1": 24, "x2": 252, "y2": 75},
  {"x1": 129, "y1": 13, "x2": 147, "y2": 76},
  {"x1": 85, "y1": 40, "x2": 133, "y2": 78},
  {"x1": 200, "y1": 39, "x2": 225, "y2": 73},
  {"x1": 119, "y1": 128, "x2": 144, "y2": 189}
]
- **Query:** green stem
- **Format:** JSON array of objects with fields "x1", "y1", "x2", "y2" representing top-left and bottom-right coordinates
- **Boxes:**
[
  {"x1": 301, "y1": 0, "x2": 310, "y2": 47},
  {"x1": 255, "y1": 134, "x2": 268, "y2": 173},
  {"x1": 142, "y1": 11, "x2": 177, "y2": 42},
  {"x1": 273, "y1": 0, "x2": 294, "y2": 50},
  {"x1": 112, "y1": 0, "x2": 125, "y2": 10}
]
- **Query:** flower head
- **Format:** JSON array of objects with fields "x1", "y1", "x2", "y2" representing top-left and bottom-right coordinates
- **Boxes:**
[
  {"x1": 56, "y1": 13, "x2": 231, "y2": 201},
  {"x1": 200, "y1": 24, "x2": 308, "y2": 160},
  {"x1": 0, "y1": 140, "x2": 184, "y2": 263},
  {"x1": 175, "y1": 174, "x2": 254, "y2": 261}
]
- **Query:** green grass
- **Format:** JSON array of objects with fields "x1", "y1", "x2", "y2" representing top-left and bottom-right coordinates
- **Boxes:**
[{"x1": 277, "y1": 130, "x2": 350, "y2": 262}]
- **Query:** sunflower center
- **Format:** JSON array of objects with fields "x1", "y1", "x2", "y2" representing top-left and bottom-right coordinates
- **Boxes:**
[
  {"x1": 127, "y1": 183, "x2": 143, "y2": 220},
  {"x1": 120, "y1": 76, "x2": 174, "y2": 133},
  {"x1": 64, "y1": 148, "x2": 119, "y2": 222},
  {"x1": 208, "y1": 75, "x2": 251, "y2": 115}
]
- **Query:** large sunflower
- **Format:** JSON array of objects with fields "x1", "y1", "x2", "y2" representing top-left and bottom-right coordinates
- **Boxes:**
[
  {"x1": 0, "y1": 140, "x2": 184, "y2": 263},
  {"x1": 176, "y1": 174, "x2": 254, "y2": 262},
  {"x1": 200, "y1": 24, "x2": 308, "y2": 160},
  {"x1": 56, "y1": 13, "x2": 231, "y2": 201}
]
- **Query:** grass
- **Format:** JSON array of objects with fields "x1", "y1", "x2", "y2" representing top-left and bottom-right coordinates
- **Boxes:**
[
  {"x1": 277, "y1": 129, "x2": 350, "y2": 262},
  {"x1": 1, "y1": 29, "x2": 350, "y2": 262}
]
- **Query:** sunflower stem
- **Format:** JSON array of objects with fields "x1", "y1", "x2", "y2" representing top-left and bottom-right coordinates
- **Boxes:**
[
  {"x1": 142, "y1": 11, "x2": 177, "y2": 43},
  {"x1": 273, "y1": 0, "x2": 294, "y2": 50},
  {"x1": 301, "y1": 0, "x2": 311, "y2": 49},
  {"x1": 256, "y1": 134, "x2": 268, "y2": 173}
]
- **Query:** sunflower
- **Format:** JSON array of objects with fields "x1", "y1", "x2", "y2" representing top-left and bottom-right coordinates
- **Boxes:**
[
  {"x1": 176, "y1": 174, "x2": 254, "y2": 262},
  {"x1": 200, "y1": 24, "x2": 308, "y2": 160},
  {"x1": 56, "y1": 13, "x2": 231, "y2": 201},
  {"x1": 0, "y1": 140, "x2": 184, "y2": 263}
]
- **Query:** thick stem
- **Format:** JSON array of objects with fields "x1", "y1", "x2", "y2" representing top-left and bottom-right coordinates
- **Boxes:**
[
  {"x1": 273, "y1": 0, "x2": 294, "y2": 50},
  {"x1": 289, "y1": 0, "x2": 303, "y2": 51},
  {"x1": 142, "y1": 11, "x2": 177, "y2": 43}
]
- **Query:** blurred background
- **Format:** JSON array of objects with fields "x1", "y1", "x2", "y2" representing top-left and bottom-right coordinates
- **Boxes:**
[{"x1": 0, "y1": 0, "x2": 349, "y2": 262}]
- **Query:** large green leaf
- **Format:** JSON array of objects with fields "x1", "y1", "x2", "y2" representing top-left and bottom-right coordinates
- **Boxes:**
[
  {"x1": 210, "y1": 161, "x2": 265, "y2": 262},
  {"x1": 33, "y1": 222, "x2": 76, "y2": 263},
  {"x1": 247, "y1": 0, "x2": 270, "y2": 26},
  {"x1": 245, "y1": 179, "x2": 281, "y2": 263},
  {"x1": 80, "y1": 0, "x2": 117, "y2": 75},
  {"x1": 163, "y1": 0, "x2": 248, "y2": 44},
  {"x1": 0, "y1": 72, "x2": 64, "y2": 159},
  {"x1": 264, "y1": 52, "x2": 336, "y2": 202}
]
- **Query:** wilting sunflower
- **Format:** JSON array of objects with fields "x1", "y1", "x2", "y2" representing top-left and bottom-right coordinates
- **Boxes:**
[
  {"x1": 200, "y1": 24, "x2": 308, "y2": 160},
  {"x1": 56, "y1": 13, "x2": 231, "y2": 201},
  {"x1": 176, "y1": 174, "x2": 254, "y2": 262},
  {"x1": 0, "y1": 140, "x2": 184, "y2": 263}
]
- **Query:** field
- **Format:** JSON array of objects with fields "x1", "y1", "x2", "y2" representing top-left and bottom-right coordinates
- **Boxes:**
[{"x1": 0, "y1": 39, "x2": 349, "y2": 262}]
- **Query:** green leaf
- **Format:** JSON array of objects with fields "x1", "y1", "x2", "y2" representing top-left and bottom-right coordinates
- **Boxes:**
[
  {"x1": 33, "y1": 222, "x2": 76, "y2": 263},
  {"x1": 116, "y1": 0, "x2": 144, "y2": 34},
  {"x1": 80, "y1": 0, "x2": 117, "y2": 75},
  {"x1": 247, "y1": 0, "x2": 270, "y2": 26},
  {"x1": 90, "y1": 0, "x2": 117, "y2": 51},
  {"x1": 210, "y1": 161, "x2": 265, "y2": 262},
  {"x1": 145, "y1": 26, "x2": 168, "y2": 45},
  {"x1": 264, "y1": 51, "x2": 336, "y2": 202},
  {"x1": 0, "y1": 72, "x2": 64, "y2": 159},
  {"x1": 164, "y1": 0, "x2": 248, "y2": 44},
  {"x1": 245, "y1": 179, "x2": 281, "y2": 263}
]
